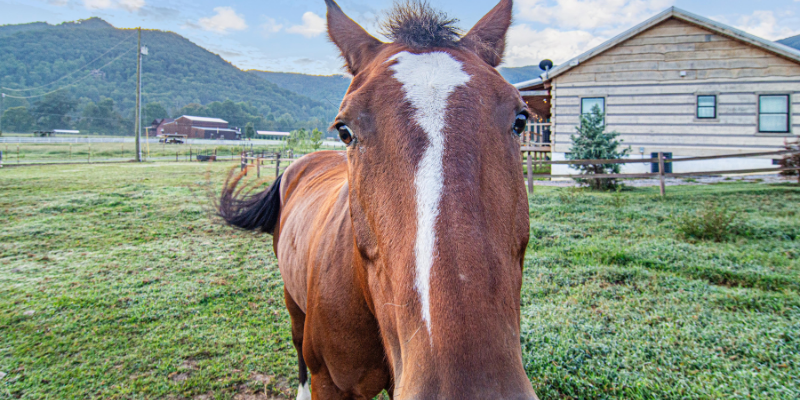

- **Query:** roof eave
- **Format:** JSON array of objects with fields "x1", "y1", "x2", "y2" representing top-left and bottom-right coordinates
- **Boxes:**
[{"x1": 543, "y1": 7, "x2": 800, "y2": 83}]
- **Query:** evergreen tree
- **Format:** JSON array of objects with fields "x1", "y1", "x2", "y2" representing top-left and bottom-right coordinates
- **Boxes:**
[
  {"x1": 567, "y1": 105, "x2": 630, "y2": 190},
  {"x1": 244, "y1": 122, "x2": 256, "y2": 139}
]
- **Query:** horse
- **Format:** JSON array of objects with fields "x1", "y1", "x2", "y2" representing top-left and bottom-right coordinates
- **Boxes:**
[{"x1": 219, "y1": 0, "x2": 537, "y2": 398}]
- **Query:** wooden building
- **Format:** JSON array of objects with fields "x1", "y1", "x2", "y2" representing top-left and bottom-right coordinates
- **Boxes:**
[
  {"x1": 146, "y1": 118, "x2": 174, "y2": 137},
  {"x1": 161, "y1": 116, "x2": 241, "y2": 140},
  {"x1": 515, "y1": 7, "x2": 800, "y2": 174}
]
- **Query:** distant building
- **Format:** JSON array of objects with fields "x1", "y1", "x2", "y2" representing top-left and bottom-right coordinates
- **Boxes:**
[
  {"x1": 257, "y1": 131, "x2": 291, "y2": 140},
  {"x1": 161, "y1": 116, "x2": 241, "y2": 140},
  {"x1": 515, "y1": 7, "x2": 800, "y2": 174},
  {"x1": 146, "y1": 118, "x2": 175, "y2": 137}
]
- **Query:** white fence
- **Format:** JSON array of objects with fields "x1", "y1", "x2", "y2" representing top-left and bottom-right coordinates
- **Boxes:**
[{"x1": 0, "y1": 136, "x2": 345, "y2": 147}]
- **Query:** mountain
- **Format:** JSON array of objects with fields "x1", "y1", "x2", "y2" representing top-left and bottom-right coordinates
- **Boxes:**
[
  {"x1": 249, "y1": 64, "x2": 545, "y2": 110},
  {"x1": 249, "y1": 71, "x2": 351, "y2": 109},
  {"x1": 0, "y1": 18, "x2": 335, "y2": 132},
  {"x1": 777, "y1": 35, "x2": 800, "y2": 51}
]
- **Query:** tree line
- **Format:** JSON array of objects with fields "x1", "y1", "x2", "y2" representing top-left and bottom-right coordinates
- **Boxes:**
[{"x1": 1, "y1": 90, "x2": 327, "y2": 135}]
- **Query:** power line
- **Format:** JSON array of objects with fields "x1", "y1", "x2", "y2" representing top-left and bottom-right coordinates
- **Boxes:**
[
  {"x1": 2, "y1": 47, "x2": 136, "y2": 100},
  {"x1": 1, "y1": 31, "x2": 137, "y2": 92}
]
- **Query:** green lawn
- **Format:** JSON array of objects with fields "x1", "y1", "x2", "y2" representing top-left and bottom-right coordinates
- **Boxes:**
[{"x1": 1, "y1": 163, "x2": 798, "y2": 399}]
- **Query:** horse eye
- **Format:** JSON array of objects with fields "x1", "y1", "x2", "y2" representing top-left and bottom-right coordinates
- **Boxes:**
[
  {"x1": 336, "y1": 123, "x2": 354, "y2": 145},
  {"x1": 512, "y1": 113, "x2": 528, "y2": 136}
]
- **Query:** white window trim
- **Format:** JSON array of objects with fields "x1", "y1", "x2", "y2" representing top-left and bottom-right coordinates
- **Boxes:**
[{"x1": 756, "y1": 92, "x2": 792, "y2": 135}]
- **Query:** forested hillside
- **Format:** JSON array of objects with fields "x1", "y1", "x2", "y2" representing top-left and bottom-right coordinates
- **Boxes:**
[
  {"x1": 249, "y1": 71, "x2": 351, "y2": 109},
  {"x1": 777, "y1": 34, "x2": 800, "y2": 51},
  {"x1": 0, "y1": 18, "x2": 335, "y2": 134}
]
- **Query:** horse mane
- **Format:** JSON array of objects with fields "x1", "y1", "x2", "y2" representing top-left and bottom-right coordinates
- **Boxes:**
[{"x1": 381, "y1": 1, "x2": 463, "y2": 49}]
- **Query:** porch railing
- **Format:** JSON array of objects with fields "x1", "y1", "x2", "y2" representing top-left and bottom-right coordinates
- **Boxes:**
[{"x1": 523, "y1": 122, "x2": 551, "y2": 147}]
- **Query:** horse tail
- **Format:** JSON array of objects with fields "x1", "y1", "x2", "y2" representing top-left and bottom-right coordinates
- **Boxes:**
[{"x1": 217, "y1": 170, "x2": 283, "y2": 235}]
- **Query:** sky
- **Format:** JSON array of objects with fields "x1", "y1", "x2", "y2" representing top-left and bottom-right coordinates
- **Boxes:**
[{"x1": 1, "y1": 0, "x2": 799, "y2": 75}]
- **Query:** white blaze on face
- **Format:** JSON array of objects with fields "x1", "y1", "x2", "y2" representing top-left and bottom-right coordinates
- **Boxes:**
[{"x1": 389, "y1": 51, "x2": 471, "y2": 339}]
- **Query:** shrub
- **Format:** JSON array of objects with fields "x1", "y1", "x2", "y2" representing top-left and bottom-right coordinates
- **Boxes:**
[
  {"x1": 675, "y1": 204, "x2": 737, "y2": 242},
  {"x1": 567, "y1": 105, "x2": 630, "y2": 190}
]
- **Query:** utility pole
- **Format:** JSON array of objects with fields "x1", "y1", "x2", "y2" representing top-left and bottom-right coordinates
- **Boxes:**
[{"x1": 135, "y1": 28, "x2": 142, "y2": 161}]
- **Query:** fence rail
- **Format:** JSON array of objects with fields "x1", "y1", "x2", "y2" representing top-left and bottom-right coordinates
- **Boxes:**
[{"x1": 523, "y1": 149, "x2": 800, "y2": 196}]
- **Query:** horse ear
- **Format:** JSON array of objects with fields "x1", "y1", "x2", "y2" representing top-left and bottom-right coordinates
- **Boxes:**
[
  {"x1": 325, "y1": 0, "x2": 383, "y2": 75},
  {"x1": 459, "y1": 0, "x2": 513, "y2": 67}
]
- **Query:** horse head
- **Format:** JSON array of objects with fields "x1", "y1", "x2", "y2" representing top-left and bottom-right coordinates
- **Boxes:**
[{"x1": 326, "y1": 0, "x2": 534, "y2": 397}]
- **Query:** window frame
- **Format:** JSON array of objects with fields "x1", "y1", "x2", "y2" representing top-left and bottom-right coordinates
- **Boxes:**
[
  {"x1": 696, "y1": 94, "x2": 717, "y2": 120},
  {"x1": 757, "y1": 94, "x2": 791, "y2": 134},
  {"x1": 580, "y1": 97, "x2": 606, "y2": 116}
]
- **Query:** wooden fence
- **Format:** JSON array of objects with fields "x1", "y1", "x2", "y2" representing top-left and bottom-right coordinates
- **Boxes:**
[
  {"x1": 240, "y1": 151, "x2": 298, "y2": 178},
  {"x1": 523, "y1": 149, "x2": 800, "y2": 196}
]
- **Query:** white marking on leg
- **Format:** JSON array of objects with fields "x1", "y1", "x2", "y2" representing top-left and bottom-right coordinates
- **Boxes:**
[
  {"x1": 296, "y1": 380, "x2": 310, "y2": 400},
  {"x1": 389, "y1": 51, "x2": 470, "y2": 340}
]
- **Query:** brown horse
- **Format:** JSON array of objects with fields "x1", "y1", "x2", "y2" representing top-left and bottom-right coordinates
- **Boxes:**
[{"x1": 219, "y1": 0, "x2": 536, "y2": 398}]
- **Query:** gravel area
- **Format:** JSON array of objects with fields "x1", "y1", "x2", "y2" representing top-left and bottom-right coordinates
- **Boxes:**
[{"x1": 534, "y1": 174, "x2": 797, "y2": 187}]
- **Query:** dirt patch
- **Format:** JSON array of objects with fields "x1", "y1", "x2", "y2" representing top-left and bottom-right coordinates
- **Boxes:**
[{"x1": 169, "y1": 371, "x2": 191, "y2": 382}]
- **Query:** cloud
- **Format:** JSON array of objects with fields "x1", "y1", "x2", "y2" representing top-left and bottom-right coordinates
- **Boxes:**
[
  {"x1": 197, "y1": 6, "x2": 248, "y2": 34},
  {"x1": 287, "y1": 12, "x2": 326, "y2": 38},
  {"x1": 118, "y1": 0, "x2": 144, "y2": 12},
  {"x1": 505, "y1": 24, "x2": 608, "y2": 67},
  {"x1": 259, "y1": 17, "x2": 283, "y2": 38},
  {"x1": 517, "y1": 0, "x2": 674, "y2": 31},
  {"x1": 83, "y1": 0, "x2": 112, "y2": 9},
  {"x1": 82, "y1": 0, "x2": 144, "y2": 11},
  {"x1": 730, "y1": 10, "x2": 800, "y2": 40},
  {"x1": 503, "y1": 0, "x2": 674, "y2": 68}
]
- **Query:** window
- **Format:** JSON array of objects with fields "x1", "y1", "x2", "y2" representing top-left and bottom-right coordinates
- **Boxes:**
[
  {"x1": 581, "y1": 97, "x2": 605, "y2": 115},
  {"x1": 759, "y1": 95, "x2": 790, "y2": 133},
  {"x1": 697, "y1": 95, "x2": 716, "y2": 119}
]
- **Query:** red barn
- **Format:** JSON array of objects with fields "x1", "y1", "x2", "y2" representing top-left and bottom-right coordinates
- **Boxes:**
[
  {"x1": 146, "y1": 118, "x2": 175, "y2": 137},
  {"x1": 161, "y1": 115, "x2": 241, "y2": 140}
]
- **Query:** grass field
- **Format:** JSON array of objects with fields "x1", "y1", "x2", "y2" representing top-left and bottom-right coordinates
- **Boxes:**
[{"x1": 1, "y1": 163, "x2": 798, "y2": 399}]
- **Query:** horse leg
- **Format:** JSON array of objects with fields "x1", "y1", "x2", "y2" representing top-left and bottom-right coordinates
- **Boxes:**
[{"x1": 285, "y1": 288, "x2": 310, "y2": 400}]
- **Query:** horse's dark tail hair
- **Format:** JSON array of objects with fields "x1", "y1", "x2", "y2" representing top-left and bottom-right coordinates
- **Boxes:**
[{"x1": 217, "y1": 169, "x2": 283, "y2": 235}]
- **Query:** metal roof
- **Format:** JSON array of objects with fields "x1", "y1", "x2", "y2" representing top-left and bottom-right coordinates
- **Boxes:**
[
  {"x1": 257, "y1": 131, "x2": 291, "y2": 136},
  {"x1": 515, "y1": 7, "x2": 800, "y2": 88},
  {"x1": 180, "y1": 115, "x2": 228, "y2": 124},
  {"x1": 193, "y1": 127, "x2": 238, "y2": 132}
]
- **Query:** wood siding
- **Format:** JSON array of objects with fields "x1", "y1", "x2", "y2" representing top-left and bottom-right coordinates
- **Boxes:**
[{"x1": 551, "y1": 17, "x2": 800, "y2": 155}]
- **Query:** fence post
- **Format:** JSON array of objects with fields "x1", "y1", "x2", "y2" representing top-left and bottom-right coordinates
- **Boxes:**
[
  {"x1": 527, "y1": 151, "x2": 533, "y2": 193},
  {"x1": 658, "y1": 151, "x2": 666, "y2": 197},
  {"x1": 241, "y1": 152, "x2": 247, "y2": 175},
  {"x1": 257, "y1": 157, "x2": 261, "y2": 178},
  {"x1": 275, "y1": 152, "x2": 281, "y2": 178}
]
